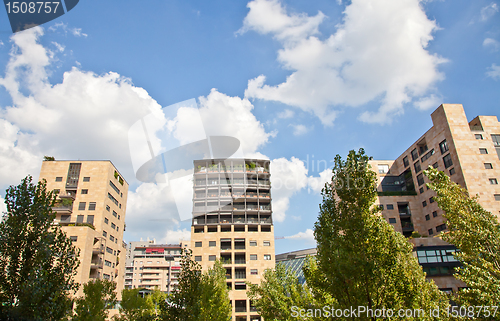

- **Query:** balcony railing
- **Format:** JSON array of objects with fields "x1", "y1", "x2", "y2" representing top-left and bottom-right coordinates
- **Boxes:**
[{"x1": 401, "y1": 222, "x2": 414, "y2": 231}]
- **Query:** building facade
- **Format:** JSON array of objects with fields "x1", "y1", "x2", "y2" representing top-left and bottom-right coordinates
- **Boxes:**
[
  {"x1": 39, "y1": 160, "x2": 128, "y2": 298},
  {"x1": 370, "y1": 104, "x2": 500, "y2": 292},
  {"x1": 190, "y1": 159, "x2": 275, "y2": 321},
  {"x1": 124, "y1": 240, "x2": 188, "y2": 292}
]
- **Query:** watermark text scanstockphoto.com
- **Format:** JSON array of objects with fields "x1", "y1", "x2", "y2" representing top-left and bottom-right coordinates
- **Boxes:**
[{"x1": 291, "y1": 305, "x2": 499, "y2": 319}]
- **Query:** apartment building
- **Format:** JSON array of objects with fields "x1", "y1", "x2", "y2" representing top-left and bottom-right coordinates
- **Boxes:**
[
  {"x1": 370, "y1": 103, "x2": 500, "y2": 292},
  {"x1": 39, "y1": 160, "x2": 128, "y2": 298},
  {"x1": 124, "y1": 240, "x2": 188, "y2": 292},
  {"x1": 190, "y1": 159, "x2": 275, "y2": 321}
]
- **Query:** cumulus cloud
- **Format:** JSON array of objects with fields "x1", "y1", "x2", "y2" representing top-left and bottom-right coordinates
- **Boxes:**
[
  {"x1": 290, "y1": 124, "x2": 310, "y2": 136},
  {"x1": 483, "y1": 38, "x2": 500, "y2": 51},
  {"x1": 413, "y1": 94, "x2": 442, "y2": 110},
  {"x1": 486, "y1": 64, "x2": 500, "y2": 80},
  {"x1": 480, "y1": 3, "x2": 499, "y2": 21},
  {"x1": 163, "y1": 228, "x2": 191, "y2": 244},
  {"x1": 277, "y1": 109, "x2": 294, "y2": 119},
  {"x1": 307, "y1": 168, "x2": 333, "y2": 194},
  {"x1": 243, "y1": 0, "x2": 446, "y2": 125},
  {"x1": 285, "y1": 228, "x2": 316, "y2": 244},
  {"x1": 0, "y1": 195, "x2": 6, "y2": 215}
]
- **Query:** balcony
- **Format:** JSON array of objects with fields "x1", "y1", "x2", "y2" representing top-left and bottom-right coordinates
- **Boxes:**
[
  {"x1": 259, "y1": 205, "x2": 271, "y2": 212},
  {"x1": 58, "y1": 220, "x2": 96, "y2": 230},
  {"x1": 401, "y1": 221, "x2": 414, "y2": 232},
  {"x1": 90, "y1": 259, "x2": 103, "y2": 269}
]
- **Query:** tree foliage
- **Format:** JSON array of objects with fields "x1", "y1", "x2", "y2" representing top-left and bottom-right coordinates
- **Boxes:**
[
  {"x1": 159, "y1": 249, "x2": 231, "y2": 321},
  {"x1": 73, "y1": 279, "x2": 117, "y2": 321},
  {"x1": 0, "y1": 176, "x2": 80, "y2": 320},
  {"x1": 248, "y1": 261, "x2": 325, "y2": 321},
  {"x1": 425, "y1": 167, "x2": 500, "y2": 308},
  {"x1": 307, "y1": 149, "x2": 449, "y2": 320}
]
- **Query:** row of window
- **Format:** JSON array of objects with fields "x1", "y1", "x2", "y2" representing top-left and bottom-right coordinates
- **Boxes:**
[
  {"x1": 102, "y1": 230, "x2": 118, "y2": 244},
  {"x1": 427, "y1": 223, "x2": 447, "y2": 235},
  {"x1": 55, "y1": 176, "x2": 91, "y2": 182},
  {"x1": 194, "y1": 254, "x2": 272, "y2": 262},
  {"x1": 425, "y1": 211, "x2": 439, "y2": 221},
  {"x1": 194, "y1": 240, "x2": 271, "y2": 247},
  {"x1": 78, "y1": 202, "x2": 96, "y2": 211},
  {"x1": 105, "y1": 205, "x2": 121, "y2": 220}
]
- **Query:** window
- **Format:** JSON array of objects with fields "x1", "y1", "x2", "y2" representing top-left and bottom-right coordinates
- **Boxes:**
[
  {"x1": 103, "y1": 231, "x2": 107, "y2": 237},
  {"x1": 403, "y1": 156, "x2": 409, "y2": 167},
  {"x1": 108, "y1": 193, "x2": 118, "y2": 206},
  {"x1": 78, "y1": 202, "x2": 86, "y2": 210},
  {"x1": 495, "y1": 194, "x2": 500, "y2": 201},
  {"x1": 83, "y1": 177, "x2": 90, "y2": 182},
  {"x1": 428, "y1": 228, "x2": 433, "y2": 235},
  {"x1": 53, "y1": 189, "x2": 60, "y2": 194},
  {"x1": 419, "y1": 187, "x2": 424, "y2": 194},
  {"x1": 110, "y1": 235, "x2": 115, "y2": 242},
  {"x1": 105, "y1": 217, "x2": 109, "y2": 224},
  {"x1": 485, "y1": 163, "x2": 493, "y2": 169},
  {"x1": 436, "y1": 224, "x2": 447, "y2": 232},
  {"x1": 411, "y1": 148, "x2": 419, "y2": 161},
  {"x1": 421, "y1": 149, "x2": 435, "y2": 162},
  {"x1": 432, "y1": 211, "x2": 438, "y2": 218},
  {"x1": 475, "y1": 134, "x2": 483, "y2": 140},
  {"x1": 417, "y1": 173, "x2": 424, "y2": 186},
  {"x1": 195, "y1": 256, "x2": 202, "y2": 262},
  {"x1": 432, "y1": 162, "x2": 438, "y2": 169},
  {"x1": 490, "y1": 178, "x2": 498, "y2": 185},
  {"x1": 439, "y1": 140, "x2": 449, "y2": 154},
  {"x1": 250, "y1": 269, "x2": 258, "y2": 275},
  {"x1": 113, "y1": 210, "x2": 117, "y2": 218},
  {"x1": 209, "y1": 255, "x2": 216, "y2": 261},
  {"x1": 209, "y1": 241, "x2": 216, "y2": 247},
  {"x1": 378, "y1": 164, "x2": 389, "y2": 174},
  {"x1": 389, "y1": 218, "x2": 396, "y2": 224},
  {"x1": 414, "y1": 161, "x2": 421, "y2": 173},
  {"x1": 249, "y1": 241, "x2": 257, "y2": 246},
  {"x1": 106, "y1": 205, "x2": 110, "y2": 212},
  {"x1": 429, "y1": 197, "x2": 435, "y2": 204},
  {"x1": 106, "y1": 247, "x2": 113, "y2": 254},
  {"x1": 88, "y1": 202, "x2": 96, "y2": 211},
  {"x1": 250, "y1": 254, "x2": 257, "y2": 260},
  {"x1": 105, "y1": 260, "x2": 112, "y2": 267},
  {"x1": 387, "y1": 204, "x2": 394, "y2": 210},
  {"x1": 263, "y1": 241, "x2": 271, "y2": 246},
  {"x1": 422, "y1": 201, "x2": 427, "y2": 207},
  {"x1": 81, "y1": 189, "x2": 88, "y2": 194},
  {"x1": 118, "y1": 215, "x2": 120, "y2": 220},
  {"x1": 378, "y1": 205, "x2": 384, "y2": 210},
  {"x1": 87, "y1": 215, "x2": 94, "y2": 225},
  {"x1": 55, "y1": 177, "x2": 63, "y2": 182},
  {"x1": 77, "y1": 215, "x2": 84, "y2": 223},
  {"x1": 111, "y1": 223, "x2": 116, "y2": 230},
  {"x1": 491, "y1": 134, "x2": 500, "y2": 146},
  {"x1": 479, "y1": 148, "x2": 488, "y2": 154},
  {"x1": 195, "y1": 242, "x2": 202, "y2": 247},
  {"x1": 109, "y1": 180, "x2": 120, "y2": 194},
  {"x1": 70, "y1": 236, "x2": 78, "y2": 242},
  {"x1": 443, "y1": 154, "x2": 453, "y2": 168},
  {"x1": 264, "y1": 255, "x2": 271, "y2": 260},
  {"x1": 449, "y1": 168, "x2": 455, "y2": 175},
  {"x1": 425, "y1": 214, "x2": 430, "y2": 221}
]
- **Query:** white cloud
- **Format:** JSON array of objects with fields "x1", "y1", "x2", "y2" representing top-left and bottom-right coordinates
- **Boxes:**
[
  {"x1": 285, "y1": 228, "x2": 316, "y2": 244},
  {"x1": 480, "y1": 3, "x2": 499, "y2": 21},
  {"x1": 51, "y1": 42, "x2": 65, "y2": 52},
  {"x1": 486, "y1": 64, "x2": 500, "y2": 80},
  {"x1": 0, "y1": 195, "x2": 6, "y2": 215},
  {"x1": 290, "y1": 123, "x2": 309, "y2": 136},
  {"x1": 270, "y1": 157, "x2": 309, "y2": 222},
  {"x1": 307, "y1": 168, "x2": 333, "y2": 194},
  {"x1": 243, "y1": 0, "x2": 446, "y2": 125},
  {"x1": 483, "y1": 38, "x2": 500, "y2": 51},
  {"x1": 163, "y1": 228, "x2": 191, "y2": 244},
  {"x1": 277, "y1": 109, "x2": 294, "y2": 119},
  {"x1": 413, "y1": 94, "x2": 442, "y2": 110}
]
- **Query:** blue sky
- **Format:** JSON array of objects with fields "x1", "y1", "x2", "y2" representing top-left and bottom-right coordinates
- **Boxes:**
[{"x1": 0, "y1": 0, "x2": 499, "y2": 254}]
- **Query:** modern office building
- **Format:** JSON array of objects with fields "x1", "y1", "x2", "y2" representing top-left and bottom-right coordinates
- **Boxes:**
[
  {"x1": 39, "y1": 160, "x2": 128, "y2": 298},
  {"x1": 124, "y1": 240, "x2": 188, "y2": 292},
  {"x1": 190, "y1": 159, "x2": 275, "y2": 321},
  {"x1": 370, "y1": 103, "x2": 500, "y2": 292},
  {"x1": 275, "y1": 248, "x2": 317, "y2": 284}
]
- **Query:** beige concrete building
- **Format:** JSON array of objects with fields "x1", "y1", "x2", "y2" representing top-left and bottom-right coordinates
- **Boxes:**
[
  {"x1": 370, "y1": 104, "x2": 500, "y2": 292},
  {"x1": 124, "y1": 240, "x2": 188, "y2": 292},
  {"x1": 190, "y1": 159, "x2": 275, "y2": 321},
  {"x1": 39, "y1": 160, "x2": 128, "y2": 299}
]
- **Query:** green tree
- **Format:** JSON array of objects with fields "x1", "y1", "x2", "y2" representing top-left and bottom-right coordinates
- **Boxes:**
[
  {"x1": 308, "y1": 149, "x2": 449, "y2": 320},
  {"x1": 425, "y1": 167, "x2": 500, "y2": 308},
  {"x1": 0, "y1": 176, "x2": 80, "y2": 320},
  {"x1": 73, "y1": 279, "x2": 117, "y2": 321},
  {"x1": 159, "y1": 250, "x2": 231, "y2": 321},
  {"x1": 248, "y1": 262, "x2": 325, "y2": 321},
  {"x1": 114, "y1": 288, "x2": 152, "y2": 321}
]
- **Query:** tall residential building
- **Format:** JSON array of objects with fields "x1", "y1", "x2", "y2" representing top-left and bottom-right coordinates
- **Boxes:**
[
  {"x1": 191, "y1": 159, "x2": 275, "y2": 321},
  {"x1": 370, "y1": 103, "x2": 500, "y2": 292},
  {"x1": 39, "y1": 160, "x2": 128, "y2": 298},
  {"x1": 124, "y1": 240, "x2": 188, "y2": 292}
]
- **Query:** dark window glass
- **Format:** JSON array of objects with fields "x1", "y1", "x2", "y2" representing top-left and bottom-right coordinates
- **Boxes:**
[
  {"x1": 411, "y1": 148, "x2": 419, "y2": 161},
  {"x1": 195, "y1": 242, "x2": 202, "y2": 247},
  {"x1": 403, "y1": 156, "x2": 409, "y2": 167},
  {"x1": 443, "y1": 154, "x2": 453, "y2": 168},
  {"x1": 81, "y1": 189, "x2": 88, "y2": 194},
  {"x1": 428, "y1": 229, "x2": 433, "y2": 235},
  {"x1": 432, "y1": 211, "x2": 438, "y2": 217},
  {"x1": 417, "y1": 173, "x2": 424, "y2": 186},
  {"x1": 491, "y1": 134, "x2": 500, "y2": 146},
  {"x1": 88, "y1": 202, "x2": 96, "y2": 211},
  {"x1": 495, "y1": 194, "x2": 500, "y2": 201},
  {"x1": 55, "y1": 177, "x2": 63, "y2": 182},
  {"x1": 485, "y1": 163, "x2": 493, "y2": 169},
  {"x1": 387, "y1": 204, "x2": 394, "y2": 210},
  {"x1": 436, "y1": 224, "x2": 447, "y2": 232},
  {"x1": 425, "y1": 214, "x2": 430, "y2": 221},
  {"x1": 449, "y1": 168, "x2": 455, "y2": 175},
  {"x1": 103, "y1": 231, "x2": 107, "y2": 237},
  {"x1": 106, "y1": 205, "x2": 110, "y2": 211},
  {"x1": 77, "y1": 215, "x2": 84, "y2": 223},
  {"x1": 195, "y1": 256, "x2": 202, "y2": 262},
  {"x1": 78, "y1": 202, "x2": 86, "y2": 210},
  {"x1": 475, "y1": 134, "x2": 483, "y2": 140},
  {"x1": 104, "y1": 217, "x2": 109, "y2": 224},
  {"x1": 60, "y1": 215, "x2": 71, "y2": 222},
  {"x1": 389, "y1": 218, "x2": 396, "y2": 224},
  {"x1": 209, "y1": 255, "x2": 216, "y2": 261},
  {"x1": 209, "y1": 241, "x2": 216, "y2": 247},
  {"x1": 432, "y1": 162, "x2": 438, "y2": 169},
  {"x1": 70, "y1": 236, "x2": 78, "y2": 242},
  {"x1": 83, "y1": 177, "x2": 90, "y2": 182},
  {"x1": 429, "y1": 197, "x2": 435, "y2": 203},
  {"x1": 414, "y1": 161, "x2": 421, "y2": 173},
  {"x1": 86, "y1": 215, "x2": 94, "y2": 225},
  {"x1": 379, "y1": 205, "x2": 384, "y2": 210},
  {"x1": 439, "y1": 140, "x2": 449, "y2": 154},
  {"x1": 422, "y1": 201, "x2": 427, "y2": 207},
  {"x1": 419, "y1": 187, "x2": 424, "y2": 194},
  {"x1": 479, "y1": 148, "x2": 488, "y2": 154},
  {"x1": 113, "y1": 211, "x2": 117, "y2": 217},
  {"x1": 490, "y1": 178, "x2": 498, "y2": 185}
]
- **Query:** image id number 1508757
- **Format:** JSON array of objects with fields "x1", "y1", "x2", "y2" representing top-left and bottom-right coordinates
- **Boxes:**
[{"x1": 5, "y1": 2, "x2": 60, "y2": 14}]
